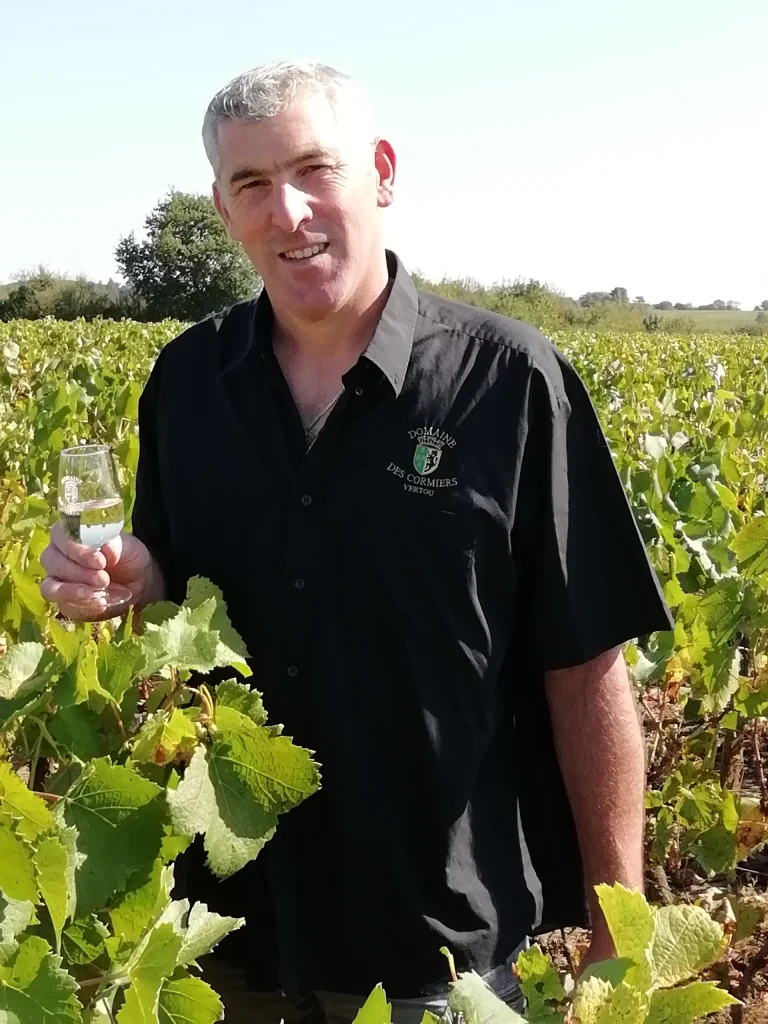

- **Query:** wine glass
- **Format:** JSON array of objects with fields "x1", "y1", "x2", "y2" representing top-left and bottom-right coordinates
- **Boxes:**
[{"x1": 57, "y1": 444, "x2": 133, "y2": 615}]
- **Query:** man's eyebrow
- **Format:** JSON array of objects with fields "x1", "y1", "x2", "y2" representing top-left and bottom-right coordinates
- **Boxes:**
[{"x1": 228, "y1": 149, "x2": 337, "y2": 187}]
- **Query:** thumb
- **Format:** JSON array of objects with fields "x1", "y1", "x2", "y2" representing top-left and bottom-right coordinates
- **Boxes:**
[{"x1": 101, "y1": 533, "x2": 124, "y2": 569}]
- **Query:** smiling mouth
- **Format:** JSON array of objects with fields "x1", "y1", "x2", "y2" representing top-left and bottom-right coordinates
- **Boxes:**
[{"x1": 279, "y1": 242, "x2": 330, "y2": 263}]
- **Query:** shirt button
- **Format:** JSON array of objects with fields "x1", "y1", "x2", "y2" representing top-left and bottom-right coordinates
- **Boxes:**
[
  {"x1": 294, "y1": 578, "x2": 306, "y2": 590},
  {"x1": 287, "y1": 665, "x2": 298, "y2": 678},
  {"x1": 301, "y1": 494, "x2": 312, "y2": 506},
  {"x1": 355, "y1": 387, "x2": 364, "y2": 396}
]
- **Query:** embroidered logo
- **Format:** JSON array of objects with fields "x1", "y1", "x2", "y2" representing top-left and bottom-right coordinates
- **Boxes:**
[{"x1": 387, "y1": 427, "x2": 458, "y2": 497}]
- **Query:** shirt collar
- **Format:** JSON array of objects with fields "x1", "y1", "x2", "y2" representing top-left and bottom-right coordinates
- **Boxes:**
[{"x1": 218, "y1": 249, "x2": 418, "y2": 397}]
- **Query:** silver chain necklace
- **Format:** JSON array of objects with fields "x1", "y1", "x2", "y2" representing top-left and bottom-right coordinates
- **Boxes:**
[{"x1": 305, "y1": 386, "x2": 345, "y2": 443}]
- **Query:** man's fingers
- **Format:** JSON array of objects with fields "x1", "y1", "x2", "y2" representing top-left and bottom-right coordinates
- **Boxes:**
[
  {"x1": 39, "y1": 545, "x2": 110, "y2": 590},
  {"x1": 49, "y1": 521, "x2": 107, "y2": 569},
  {"x1": 39, "y1": 578, "x2": 108, "y2": 619}
]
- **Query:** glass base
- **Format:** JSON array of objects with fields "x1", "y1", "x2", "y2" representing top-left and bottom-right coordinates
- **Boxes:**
[{"x1": 92, "y1": 582, "x2": 134, "y2": 616}]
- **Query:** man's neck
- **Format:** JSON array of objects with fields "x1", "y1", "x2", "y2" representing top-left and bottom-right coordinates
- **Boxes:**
[{"x1": 272, "y1": 257, "x2": 391, "y2": 371}]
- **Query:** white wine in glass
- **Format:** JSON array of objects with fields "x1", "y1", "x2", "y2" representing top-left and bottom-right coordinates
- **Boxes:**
[{"x1": 57, "y1": 444, "x2": 132, "y2": 614}]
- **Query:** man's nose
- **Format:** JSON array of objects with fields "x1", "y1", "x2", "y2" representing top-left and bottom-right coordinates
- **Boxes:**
[{"x1": 272, "y1": 183, "x2": 311, "y2": 234}]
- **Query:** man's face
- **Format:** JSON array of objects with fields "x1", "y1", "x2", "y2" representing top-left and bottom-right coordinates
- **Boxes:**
[{"x1": 213, "y1": 91, "x2": 394, "y2": 320}]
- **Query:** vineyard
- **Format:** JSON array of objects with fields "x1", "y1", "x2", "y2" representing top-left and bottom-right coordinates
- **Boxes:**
[{"x1": 1, "y1": 317, "x2": 768, "y2": 1022}]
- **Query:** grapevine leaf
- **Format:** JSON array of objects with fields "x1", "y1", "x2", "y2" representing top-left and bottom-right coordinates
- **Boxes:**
[
  {"x1": 513, "y1": 945, "x2": 564, "y2": 1017},
  {"x1": 10, "y1": 567, "x2": 48, "y2": 619},
  {"x1": 729, "y1": 516, "x2": 768, "y2": 578},
  {"x1": 0, "y1": 825, "x2": 39, "y2": 903},
  {"x1": 184, "y1": 577, "x2": 250, "y2": 670},
  {"x1": 132, "y1": 710, "x2": 198, "y2": 767},
  {"x1": 449, "y1": 971, "x2": 527, "y2": 1023},
  {"x1": 352, "y1": 983, "x2": 391, "y2": 1023},
  {"x1": 34, "y1": 834, "x2": 70, "y2": 946},
  {"x1": 214, "y1": 679, "x2": 266, "y2": 726},
  {"x1": 0, "y1": 761, "x2": 55, "y2": 839},
  {"x1": 733, "y1": 901, "x2": 764, "y2": 943},
  {"x1": 643, "y1": 435, "x2": 667, "y2": 460},
  {"x1": 157, "y1": 972, "x2": 223, "y2": 1024},
  {"x1": 56, "y1": 641, "x2": 112, "y2": 710},
  {"x1": 109, "y1": 859, "x2": 169, "y2": 946},
  {"x1": 168, "y1": 710, "x2": 320, "y2": 878},
  {"x1": 0, "y1": 643, "x2": 47, "y2": 699},
  {"x1": 48, "y1": 704, "x2": 110, "y2": 761},
  {"x1": 646, "y1": 980, "x2": 738, "y2": 1024},
  {"x1": 595, "y1": 884, "x2": 654, "y2": 966},
  {"x1": 0, "y1": 895, "x2": 37, "y2": 965},
  {"x1": 62, "y1": 758, "x2": 167, "y2": 914},
  {"x1": 97, "y1": 638, "x2": 143, "y2": 705},
  {"x1": 61, "y1": 915, "x2": 109, "y2": 966},
  {"x1": 48, "y1": 620, "x2": 86, "y2": 666},
  {"x1": 176, "y1": 902, "x2": 244, "y2": 966},
  {"x1": 691, "y1": 823, "x2": 739, "y2": 875},
  {"x1": 116, "y1": 923, "x2": 183, "y2": 1024},
  {"x1": 649, "y1": 904, "x2": 728, "y2": 988},
  {"x1": 578, "y1": 959, "x2": 634, "y2": 987},
  {"x1": 0, "y1": 934, "x2": 83, "y2": 1023},
  {"x1": 166, "y1": 746, "x2": 267, "y2": 877}
]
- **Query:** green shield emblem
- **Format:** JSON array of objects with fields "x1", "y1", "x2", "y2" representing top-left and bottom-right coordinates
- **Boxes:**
[{"x1": 413, "y1": 443, "x2": 442, "y2": 476}]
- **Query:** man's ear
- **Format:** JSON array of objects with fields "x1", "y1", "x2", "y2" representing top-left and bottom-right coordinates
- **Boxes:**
[
  {"x1": 213, "y1": 182, "x2": 234, "y2": 237},
  {"x1": 374, "y1": 138, "x2": 396, "y2": 209}
]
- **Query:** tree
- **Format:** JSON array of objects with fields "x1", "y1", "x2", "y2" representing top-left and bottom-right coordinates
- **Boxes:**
[
  {"x1": 115, "y1": 190, "x2": 259, "y2": 321},
  {"x1": 726, "y1": 300, "x2": 741, "y2": 310},
  {"x1": 654, "y1": 301, "x2": 674, "y2": 310},
  {"x1": 578, "y1": 291, "x2": 612, "y2": 306},
  {"x1": 674, "y1": 302, "x2": 693, "y2": 310},
  {"x1": 761, "y1": 300, "x2": 768, "y2": 311},
  {"x1": 610, "y1": 286, "x2": 629, "y2": 303},
  {"x1": 633, "y1": 295, "x2": 646, "y2": 305}
]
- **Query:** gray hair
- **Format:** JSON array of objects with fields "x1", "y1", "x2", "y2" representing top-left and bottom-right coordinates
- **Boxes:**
[{"x1": 202, "y1": 60, "x2": 376, "y2": 178}]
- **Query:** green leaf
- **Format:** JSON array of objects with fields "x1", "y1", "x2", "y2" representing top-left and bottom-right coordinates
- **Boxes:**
[
  {"x1": 449, "y1": 971, "x2": 527, "y2": 1023},
  {"x1": 0, "y1": 895, "x2": 37, "y2": 965},
  {"x1": 48, "y1": 704, "x2": 110, "y2": 762},
  {"x1": 166, "y1": 746, "x2": 267, "y2": 877},
  {"x1": 513, "y1": 945, "x2": 564, "y2": 1017},
  {"x1": 643, "y1": 435, "x2": 668, "y2": 460},
  {"x1": 595, "y1": 884, "x2": 654, "y2": 967},
  {"x1": 116, "y1": 923, "x2": 183, "y2": 1024},
  {"x1": 168, "y1": 709, "x2": 320, "y2": 878},
  {"x1": 0, "y1": 935, "x2": 83, "y2": 1023},
  {"x1": 184, "y1": 577, "x2": 251, "y2": 674},
  {"x1": 137, "y1": 578, "x2": 251, "y2": 680},
  {"x1": 57, "y1": 640, "x2": 113, "y2": 710},
  {"x1": 578, "y1": 959, "x2": 634, "y2": 987},
  {"x1": 132, "y1": 710, "x2": 199, "y2": 767},
  {"x1": 34, "y1": 835, "x2": 70, "y2": 946},
  {"x1": 729, "y1": 517, "x2": 768, "y2": 578},
  {"x1": 109, "y1": 859, "x2": 169, "y2": 946},
  {"x1": 0, "y1": 761, "x2": 55, "y2": 840},
  {"x1": 691, "y1": 824, "x2": 739, "y2": 875},
  {"x1": 352, "y1": 983, "x2": 391, "y2": 1023},
  {"x1": 61, "y1": 915, "x2": 108, "y2": 966},
  {"x1": 214, "y1": 679, "x2": 266, "y2": 726},
  {"x1": 97, "y1": 638, "x2": 143, "y2": 705},
  {"x1": 157, "y1": 972, "x2": 223, "y2": 1024},
  {"x1": 0, "y1": 643, "x2": 46, "y2": 699},
  {"x1": 0, "y1": 825, "x2": 39, "y2": 903},
  {"x1": 47, "y1": 620, "x2": 86, "y2": 667},
  {"x1": 10, "y1": 567, "x2": 48, "y2": 618},
  {"x1": 62, "y1": 758, "x2": 167, "y2": 913},
  {"x1": 646, "y1": 980, "x2": 738, "y2": 1023},
  {"x1": 176, "y1": 903, "x2": 244, "y2": 966},
  {"x1": 734, "y1": 901, "x2": 764, "y2": 942},
  {"x1": 649, "y1": 904, "x2": 728, "y2": 988}
]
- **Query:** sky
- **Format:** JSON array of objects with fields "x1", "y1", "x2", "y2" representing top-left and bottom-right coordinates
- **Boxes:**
[{"x1": 2, "y1": 0, "x2": 767, "y2": 308}]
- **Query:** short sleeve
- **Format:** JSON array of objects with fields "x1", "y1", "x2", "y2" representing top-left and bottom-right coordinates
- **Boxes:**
[
  {"x1": 512, "y1": 353, "x2": 674, "y2": 672},
  {"x1": 130, "y1": 347, "x2": 184, "y2": 603}
]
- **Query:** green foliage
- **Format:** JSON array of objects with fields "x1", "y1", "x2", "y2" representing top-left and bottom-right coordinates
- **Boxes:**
[
  {"x1": 0, "y1": 574, "x2": 318, "y2": 1022},
  {"x1": 114, "y1": 189, "x2": 259, "y2": 321}
]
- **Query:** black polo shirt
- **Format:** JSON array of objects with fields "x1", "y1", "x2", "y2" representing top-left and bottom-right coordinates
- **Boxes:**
[{"x1": 131, "y1": 250, "x2": 674, "y2": 998}]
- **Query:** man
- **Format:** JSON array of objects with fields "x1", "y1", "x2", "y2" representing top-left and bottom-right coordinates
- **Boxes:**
[{"x1": 40, "y1": 61, "x2": 675, "y2": 1023}]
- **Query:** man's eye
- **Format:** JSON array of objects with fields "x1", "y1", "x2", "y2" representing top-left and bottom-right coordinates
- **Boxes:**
[
  {"x1": 242, "y1": 180, "x2": 268, "y2": 190},
  {"x1": 303, "y1": 164, "x2": 330, "y2": 174}
]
